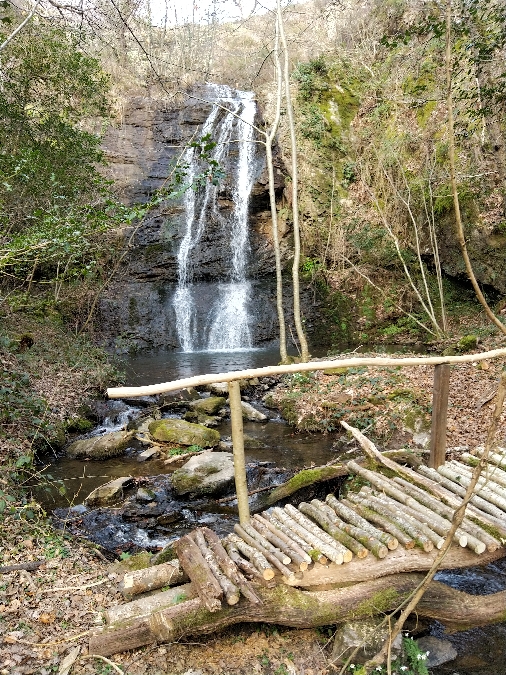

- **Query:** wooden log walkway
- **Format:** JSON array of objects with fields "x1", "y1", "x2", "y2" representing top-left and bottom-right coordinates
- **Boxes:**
[{"x1": 91, "y1": 448, "x2": 506, "y2": 655}]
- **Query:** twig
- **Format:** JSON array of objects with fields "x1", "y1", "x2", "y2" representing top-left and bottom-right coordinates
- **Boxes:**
[
  {"x1": 40, "y1": 578, "x2": 107, "y2": 593},
  {"x1": 7, "y1": 630, "x2": 90, "y2": 646},
  {"x1": 0, "y1": 0, "x2": 42, "y2": 52},
  {"x1": 80, "y1": 655, "x2": 124, "y2": 674},
  {"x1": 0, "y1": 560, "x2": 45, "y2": 573}
]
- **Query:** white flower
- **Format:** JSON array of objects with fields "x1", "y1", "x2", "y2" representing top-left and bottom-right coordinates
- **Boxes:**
[{"x1": 400, "y1": 667, "x2": 408, "y2": 672}]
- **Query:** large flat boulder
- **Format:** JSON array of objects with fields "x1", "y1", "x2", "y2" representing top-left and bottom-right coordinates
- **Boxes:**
[
  {"x1": 66, "y1": 430, "x2": 133, "y2": 459},
  {"x1": 148, "y1": 419, "x2": 220, "y2": 447},
  {"x1": 171, "y1": 451, "x2": 235, "y2": 496}
]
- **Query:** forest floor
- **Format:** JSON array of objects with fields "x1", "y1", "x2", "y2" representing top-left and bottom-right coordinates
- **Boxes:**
[{"x1": 1, "y1": 313, "x2": 506, "y2": 675}]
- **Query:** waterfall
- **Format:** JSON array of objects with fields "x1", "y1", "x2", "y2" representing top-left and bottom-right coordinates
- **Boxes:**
[{"x1": 173, "y1": 86, "x2": 257, "y2": 352}]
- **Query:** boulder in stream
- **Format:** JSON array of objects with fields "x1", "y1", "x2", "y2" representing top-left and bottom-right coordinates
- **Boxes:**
[
  {"x1": 189, "y1": 396, "x2": 226, "y2": 415},
  {"x1": 84, "y1": 477, "x2": 133, "y2": 507},
  {"x1": 66, "y1": 430, "x2": 134, "y2": 459},
  {"x1": 416, "y1": 636, "x2": 457, "y2": 668},
  {"x1": 159, "y1": 388, "x2": 200, "y2": 410},
  {"x1": 171, "y1": 451, "x2": 235, "y2": 496},
  {"x1": 241, "y1": 400, "x2": 267, "y2": 421},
  {"x1": 148, "y1": 419, "x2": 220, "y2": 447}
]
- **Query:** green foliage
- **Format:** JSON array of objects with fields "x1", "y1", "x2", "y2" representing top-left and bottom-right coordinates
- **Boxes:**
[
  {"x1": 293, "y1": 56, "x2": 329, "y2": 102},
  {"x1": 0, "y1": 365, "x2": 52, "y2": 446},
  {"x1": 0, "y1": 20, "x2": 110, "y2": 231}
]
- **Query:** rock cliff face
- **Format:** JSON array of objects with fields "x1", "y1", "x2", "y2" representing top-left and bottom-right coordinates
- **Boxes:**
[{"x1": 98, "y1": 86, "x2": 293, "y2": 352}]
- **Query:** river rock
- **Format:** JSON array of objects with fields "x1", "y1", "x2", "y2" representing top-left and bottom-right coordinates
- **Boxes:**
[
  {"x1": 171, "y1": 451, "x2": 235, "y2": 496},
  {"x1": 207, "y1": 382, "x2": 229, "y2": 395},
  {"x1": 416, "y1": 636, "x2": 457, "y2": 668},
  {"x1": 183, "y1": 410, "x2": 220, "y2": 427},
  {"x1": 159, "y1": 388, "x2": 201, "y2": 410},
  {"x1": 190, "y1": 396, "x2": 226, "y2": 415},
  {"x1": 148, "y1": 419, "x2": 220, "y2": 447},
  {"x1": 84, "y1": 477, "x2": 132, "y2": 507},
  {"x1": 331, "y1": 618, "x2": 402, "y2": 665},
  {"x1": 66, "y1": 430, "x2": 134, "y2": 459},
  {"x1": 241, "y1": 400, "x2": 267, "y2": 421}
]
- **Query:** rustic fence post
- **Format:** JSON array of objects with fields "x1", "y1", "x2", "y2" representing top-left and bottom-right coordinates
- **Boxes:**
[
  {"x1": 429, "y1": 363, "x2": 450, "y2": 469},
  {"x1": 228, "y1": 380, "x2": 250, "y2": 525}
]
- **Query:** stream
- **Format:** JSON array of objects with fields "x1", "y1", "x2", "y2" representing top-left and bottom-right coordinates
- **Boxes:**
[{"x1": 39, "y1": 344, "x2": 506, "y2": 672}]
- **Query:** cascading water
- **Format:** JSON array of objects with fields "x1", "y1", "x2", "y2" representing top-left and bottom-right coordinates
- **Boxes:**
[{"x1": 173, "y1": 86, "x2": 257, "y2": 352}]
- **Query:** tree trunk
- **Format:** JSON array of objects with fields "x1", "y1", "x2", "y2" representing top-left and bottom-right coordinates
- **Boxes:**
[
  {"x1": 89, "y1": 571, "x2": 506, "y2": 657},
  {"x1": 276, "y1": 0, "x2": 310, "y2": 362}
]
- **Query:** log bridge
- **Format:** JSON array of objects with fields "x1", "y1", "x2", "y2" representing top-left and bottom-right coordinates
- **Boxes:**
[
  {"x1": 90, "y1": 447, "x2": 506, "y2": 657},
  {"x1": 97, "y1": 351, "x2": 506, "y2": 657}
]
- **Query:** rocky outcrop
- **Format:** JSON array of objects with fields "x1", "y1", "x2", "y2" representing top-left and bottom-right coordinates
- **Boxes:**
[{"x1": 97, "y1": 86, "x2": 297, "y2": 352}]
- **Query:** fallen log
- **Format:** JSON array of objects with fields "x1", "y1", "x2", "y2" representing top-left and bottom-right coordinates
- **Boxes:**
[
  {"x1": 106, "y1": 584, "x2": 195, "y2": 624},
  {"x1": 89, "y1": 571, "x2": 506, "y2": 657},
  {"x1": 252, "y1": 464, "x2": 348, "y2": 511},
  {"x1": 175, "y1": 535, "x2": 222, "y2": 612},
  {"x1": 118, "y1": 560, "x2": 188, "y2": 599},
  {"x1": 192, "y1": 530, "x2": 240, "y2": 606},
  {"x1": 202, "y1": 528, "x2": 261, "y2": 604}
]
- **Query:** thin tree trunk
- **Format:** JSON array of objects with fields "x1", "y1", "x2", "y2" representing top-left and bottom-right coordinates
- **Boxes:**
[
  {"x1": 276, "y1": 0, "x2": 310, "y2": 361},
  {"x1": 266, "y1": 18, "x2": 288, "y2": 363},
  {"x1": 445, "y1": 2, "x2": 506, "y2": 336}
]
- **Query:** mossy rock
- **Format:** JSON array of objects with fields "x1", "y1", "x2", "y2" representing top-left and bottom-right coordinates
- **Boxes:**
[
  {"x1": 458, "y1": 334, "x2": 478, "y2": 352},
  {"x1": 190, "y1": 396, "x2": 226, "y2": 415},
  {"x1": 66, "y1": 430, "x2": 133, "y2": 459},
  {"x1": 148, "y1": 419, "x2": 220, "y2": 447},
  {"x1": 151, "y1": 543, "x2": 178, "y2": 565},
  {"x1": 323, "y1": 367, "x2": 350, "y2": 375},
  {"x1": 65, "y1": 417, "x2": 94, "y2": 433},
  {"x1": 171, "y1": 451, "x2": 235, "y2": 496}
]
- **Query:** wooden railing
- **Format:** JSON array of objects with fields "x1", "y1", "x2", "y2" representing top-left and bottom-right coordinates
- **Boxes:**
[{"x1": 107, "y1": 348, "x2": 506, "y2": 524}]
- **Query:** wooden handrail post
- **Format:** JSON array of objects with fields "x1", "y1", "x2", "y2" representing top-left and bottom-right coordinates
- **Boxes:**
[
  {"x1": 228, "y1": 380, "x2": 250, "y2": 525},
  {"x1": 429, "y1": 363, "x2": 450, "y2": 469}
]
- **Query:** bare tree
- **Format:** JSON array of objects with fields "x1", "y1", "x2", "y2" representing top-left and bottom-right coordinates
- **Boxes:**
[{"x1": 277, "y1": 0, "x2": 310, "y2": 362}]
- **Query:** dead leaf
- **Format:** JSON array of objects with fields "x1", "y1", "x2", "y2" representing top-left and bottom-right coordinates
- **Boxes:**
[{"x1": 58, "y1": 646, "x2": 81, "y2": 675}]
